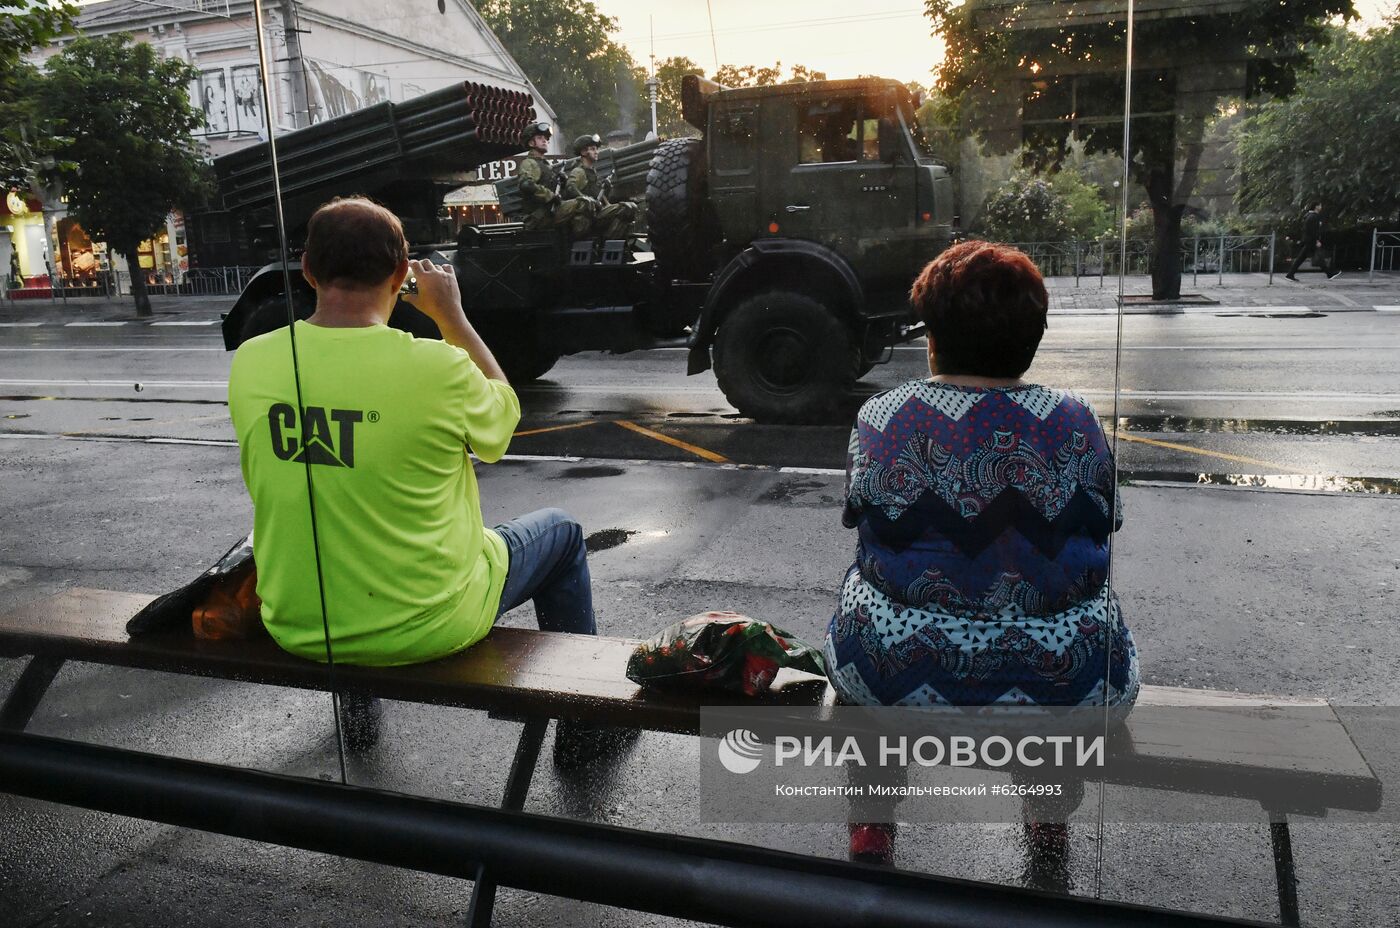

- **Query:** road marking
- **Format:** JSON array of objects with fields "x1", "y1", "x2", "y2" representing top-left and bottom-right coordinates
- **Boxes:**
[
  {"x1": 63, "y1": 321, "x2": 127, "y2": 327},
  {"x1": 614, "y1": 419, "x2": 730, "y2": 463},
  {"x1": 1376, "y1": 306, "x2": 1400, "y2": 313},
  {"x1": 1114, "y1": 433, "x2": 1299, "y2": 471},
  {"x1": 0, "y1": 322, "x2": 44, "y2": 327},
  {"x1": 513, "y1": 420, "x2": 600, "y2": 438},
  {"x1": 150, "y1": 320, "x2": 220, "y2": 326}
]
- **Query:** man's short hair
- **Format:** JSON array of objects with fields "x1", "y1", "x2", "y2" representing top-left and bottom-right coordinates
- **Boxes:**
[
  {"x1": 303, "y1": 196, "x2": 408, "y2": 289},
  {"x1": 909, "y1": 240, "x2": 1048, "y2": 378}
]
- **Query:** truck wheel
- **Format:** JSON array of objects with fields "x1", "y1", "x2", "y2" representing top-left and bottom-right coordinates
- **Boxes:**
[
  {"x1": 713, "y1": 291, "x2": 856, "y2": 424},
  {"x1": 646, "y1": 138, "x2": 715, "y2": 283},
  {"x1": 485, "y1": 333, "x2": 559, "y2": 383},
  {"x1": 238, "y1": 288, "x2": 314, "y2": 347}
]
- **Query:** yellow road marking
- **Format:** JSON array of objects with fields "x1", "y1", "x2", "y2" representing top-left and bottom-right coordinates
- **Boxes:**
[
  {"x1": 1116, "y1": 432, "x2": 1301, "y2": 471},
  {"x1": 513, "y1": 420, "x2": 600, "y2": 438},
  {"x1": 614, "y1": 419, "x2": 730, "y2": 463}
]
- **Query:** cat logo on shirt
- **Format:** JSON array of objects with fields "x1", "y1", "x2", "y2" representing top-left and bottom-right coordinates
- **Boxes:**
[{"x1": 267, "y1": 403, "x2": 363, "y2": 467}]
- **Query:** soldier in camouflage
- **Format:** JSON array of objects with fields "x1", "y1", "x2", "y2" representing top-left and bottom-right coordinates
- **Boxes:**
[
  {"x1": 566, "y1": 133, "x2": 639, "y2": 242},
  {"x1": 516, "y1": 122, "x2": 594, "y2": 234}
]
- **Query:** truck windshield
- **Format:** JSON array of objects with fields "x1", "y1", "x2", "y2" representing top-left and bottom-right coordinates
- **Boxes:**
[{"x1": 901, "y1": 101, "x2": 940, "y2": 162}]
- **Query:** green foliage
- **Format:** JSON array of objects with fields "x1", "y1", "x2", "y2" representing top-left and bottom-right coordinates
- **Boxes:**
[
  {"x1": 924, "y1": 0, "x2": 1355, "y2": 172},
  {"x1": 39, "y1": 34, "x2": 209, "y2": 312},
  {"x1": 979, "y1": 173, "x2": 1069, "y2": 242},
  {"x1": 711, "y1": 62, "x2": 827, "y2": 88},
  {"x1": 979, "y1": 165, "x2": 1113, "y2": 242},
  {"x1": 913, "y1": 90, "x2": 960, "y2": 169},
  {"x1": 0, "y1": 0, "x2": 76, "y2": 189},
  {"x1": 1237, "y1": 20, "x2": 1400, "y2": 224},
  {"x1": 645, "y1": 55, "x2": 705, "y2": 138},
  {"x1": 476, "y1": 0, "x2": 636, "y2": 137}
]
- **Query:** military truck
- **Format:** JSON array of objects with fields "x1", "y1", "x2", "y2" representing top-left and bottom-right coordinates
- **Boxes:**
[{"x1": 220, "y1": 75, "x2": 956, "y2": 423}]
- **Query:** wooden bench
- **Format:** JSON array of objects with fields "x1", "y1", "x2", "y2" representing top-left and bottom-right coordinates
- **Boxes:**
[{"x1": 0, "y1": 588, "x2": 1382, "y2": 927}]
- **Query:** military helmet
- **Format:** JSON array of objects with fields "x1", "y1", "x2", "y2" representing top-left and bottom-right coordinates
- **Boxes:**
[
  {"x1": 522, "y1": 121, "x2": 552, "y2": 146},
  {"x1": 572, "y1": 133, "x2": 602, "y2": 155}
]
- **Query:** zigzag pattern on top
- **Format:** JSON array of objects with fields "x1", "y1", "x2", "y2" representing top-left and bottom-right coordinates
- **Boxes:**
[{"x1": 860, "y1": 483, "x2": 1115, "y2": 559}]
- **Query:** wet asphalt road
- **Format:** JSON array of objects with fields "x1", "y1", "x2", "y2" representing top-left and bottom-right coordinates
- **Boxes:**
[
  {"x1": 3, "y1": 304, "x2": 1400, "y2": 927},
  {"x1": 3, "y1": 306, "x2": 1400, "y2": 483}
]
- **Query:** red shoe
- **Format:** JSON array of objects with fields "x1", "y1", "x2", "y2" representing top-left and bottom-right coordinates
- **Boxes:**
[{"x1": 848, "y1": 822, "x2": 896, "y2": 866}]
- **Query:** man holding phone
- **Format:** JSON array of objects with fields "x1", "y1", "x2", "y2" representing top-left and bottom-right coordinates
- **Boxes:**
[{"x1": 228, "y1": 197, "x2": 597, "y2": 678}]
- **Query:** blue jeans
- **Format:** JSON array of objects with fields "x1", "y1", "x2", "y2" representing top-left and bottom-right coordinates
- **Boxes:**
[{"x1": 493, "y1": 508, "x2": 596, "y2": 635}]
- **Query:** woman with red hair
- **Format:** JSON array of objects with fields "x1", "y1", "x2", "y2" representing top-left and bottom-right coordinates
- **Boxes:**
[{"x1": 827, "y1": 241, "x2": 1140, "y2": 863}]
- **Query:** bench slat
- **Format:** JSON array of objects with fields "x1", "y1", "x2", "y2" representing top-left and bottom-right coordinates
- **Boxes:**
[{"x1": 0, "y1": 588, "x2": 1381, "y2": 812}]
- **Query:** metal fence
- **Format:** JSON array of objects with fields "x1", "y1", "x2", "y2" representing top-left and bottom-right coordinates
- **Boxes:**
[
  {"x1": 1006, "y1": 234, "x2": 1278, "y2": 287},
  {"x1": 3, "y1": 266, "x2": 260, "y2": 301},
  {"x1": 1371, "y1": 230, "x2": 1400, "y2": 280}
]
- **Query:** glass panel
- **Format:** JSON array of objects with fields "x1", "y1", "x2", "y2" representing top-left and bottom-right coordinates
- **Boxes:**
[
  {"x1": 1, "y1": 2, "x2": 340, "y2": 922},
  {"x1": 1096, "y1": 2, "x2": 1400, "y2": 924}
]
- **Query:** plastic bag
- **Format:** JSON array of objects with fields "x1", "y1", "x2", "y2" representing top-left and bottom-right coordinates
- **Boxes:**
[
  {"x1": 625, "y1": 611, "x2": 826, "y2": 697},
  {"x1": 126, "y1": 533, "x2": 264, "y2": 640}
]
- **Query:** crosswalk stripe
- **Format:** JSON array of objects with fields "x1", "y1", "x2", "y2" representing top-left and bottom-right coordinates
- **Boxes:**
[{"x1": 63, "y1": 321, "x2": 127, "y2": 327}]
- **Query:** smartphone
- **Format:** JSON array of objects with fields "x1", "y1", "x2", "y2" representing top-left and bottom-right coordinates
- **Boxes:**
[{"x1": 400, "y1": 275, "x2": 417, "y2": 296}]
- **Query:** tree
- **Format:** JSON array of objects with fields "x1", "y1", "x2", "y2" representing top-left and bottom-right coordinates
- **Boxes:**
[
  {"x1": 476, "y1": 0, "x2": 637, "y2": 138},
  {"x1": 711, "y1": 62, "x2": 827, "y2": 88},
  {"x1": 925, "y1": 0, "x2": 1354, "y2": 298},
  {"x1": 39, "y1": 35, "x2": 209, "y2": 317},
  {"x1": 979, "y1": 164, "x2": 1112, "y2": 242},
  {"x1": 0, "y1": 0, "x2": 75, "y2": 190},
  {"x1": 1237, "y1": 19, "x2": 1400, "y2": 226},
  {"x1": 644, "y1": 55, "x2": 705, "y2": 138}
]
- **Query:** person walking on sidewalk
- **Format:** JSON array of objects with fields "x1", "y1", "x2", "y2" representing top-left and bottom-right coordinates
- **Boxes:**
[{"x1": 1286, "y1": 203, "x2": 1340, "y2": 281}]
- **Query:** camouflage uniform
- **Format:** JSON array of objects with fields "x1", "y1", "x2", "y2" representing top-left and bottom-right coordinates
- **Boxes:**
[
  {"x1": 566, "y1": 160, "x2": 639, "y2": 241},
  {"x1": 517, "y1": 150, "x2": 594, "y2": 234}
]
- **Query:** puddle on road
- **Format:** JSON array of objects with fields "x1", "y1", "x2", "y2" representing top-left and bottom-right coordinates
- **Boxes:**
[
  {"x1": 554, "y1": 465, "x2": 627, "y2": 479},
  {"x1": 1214, "y1": 312, "x2": 1327, "y2": 319},
  {"x1": 1123, "y1": 471, "x2": 1400, "y2": 495},
  {"x1": 760, "y1": 477, "x2": 839, "y2": 504},
  {"x1": 1112, "y1": 416, "x2": 1400, "y2": 437},
  {"x1": 585, "y1": 528, "x2": 636, "y2": 552}
]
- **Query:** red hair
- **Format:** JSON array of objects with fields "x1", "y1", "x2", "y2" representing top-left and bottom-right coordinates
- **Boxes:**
[{"x1": 909, "y1": 240, "x2": 1048, "y2": 377}]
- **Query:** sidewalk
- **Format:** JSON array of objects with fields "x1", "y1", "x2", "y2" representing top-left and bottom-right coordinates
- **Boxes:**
[
  {"x1": 1046, "y1": 270, "x2": 1400, "y2": 314},
  {"x1": 3, "y1": 271, "x2": 1398, "y2": 323},
  {"x1": 0, "y1": 293, "x2": 234, "y2": 324}
]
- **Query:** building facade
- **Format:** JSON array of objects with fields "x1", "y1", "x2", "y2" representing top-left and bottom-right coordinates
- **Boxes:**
[{"x1": 8, "y1": 0, "x2": 555, "y2": 293}]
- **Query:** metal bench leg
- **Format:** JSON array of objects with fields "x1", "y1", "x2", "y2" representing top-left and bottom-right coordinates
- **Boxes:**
[
  {"x1": 466, "y1": 716, "x2": 548, "y2": 928},
  {"x1": 0, "y1": 656, "x2": 65, "y2": 732},
  {"x1": 1269, "y1": 817, "x2": 1301, "y2": 927}
]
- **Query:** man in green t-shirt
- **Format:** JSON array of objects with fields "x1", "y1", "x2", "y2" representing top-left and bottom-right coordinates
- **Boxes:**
[{"x1": 228, "y1": 198, "x2": 598, "y2": 673}]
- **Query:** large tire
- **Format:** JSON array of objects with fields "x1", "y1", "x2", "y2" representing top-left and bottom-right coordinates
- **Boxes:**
[
  {"x1": 713, "y1": 291, "x2": 857, "y2": 424},
  {"x1": 645, "y1": 138, "x2": 715, "y2": 282},
  {"x1": 481, "y1": 328, "x2": 559, "y2": 383},
  {"x1": 238, "y1": 287, "x2": 314, "y2": 346}
]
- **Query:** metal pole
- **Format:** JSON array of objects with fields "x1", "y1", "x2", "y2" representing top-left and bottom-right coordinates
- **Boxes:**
[
  {"x1": 1218, "y1": 234, "x2": 1225, "y2": 287},
  {"x1": 0, "y1": 731, "x2": 1262, "y2": 928},
  {"x1": 1268, "y1": 232, "x2": 1275, "y2": 285},
  {"x1": 1370, "y1": 227, "x2": 1378, "y2": 282},
  {"x1": 1192, "y1": 236, "x2": 1199, "y2": 288}
]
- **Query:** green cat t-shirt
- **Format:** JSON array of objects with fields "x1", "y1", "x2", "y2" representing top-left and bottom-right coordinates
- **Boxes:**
[{"x1": 228, "y1": 321, "x2": 520, "y2": 666}]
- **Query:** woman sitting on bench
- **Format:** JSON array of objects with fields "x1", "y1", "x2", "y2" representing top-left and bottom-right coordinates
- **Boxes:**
[{"x1": 824, "y1": 241, "x2": 1140, "y2": 863}]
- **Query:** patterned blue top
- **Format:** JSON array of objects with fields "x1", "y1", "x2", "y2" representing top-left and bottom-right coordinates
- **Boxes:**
[{"x1": 824, "y1": 381, "x2": 1139, "y2": 707}]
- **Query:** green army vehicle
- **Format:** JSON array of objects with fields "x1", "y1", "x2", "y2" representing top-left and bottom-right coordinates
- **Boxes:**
[{"x1": 219, "y1": 75, "x2": 956, "y2": 423}]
